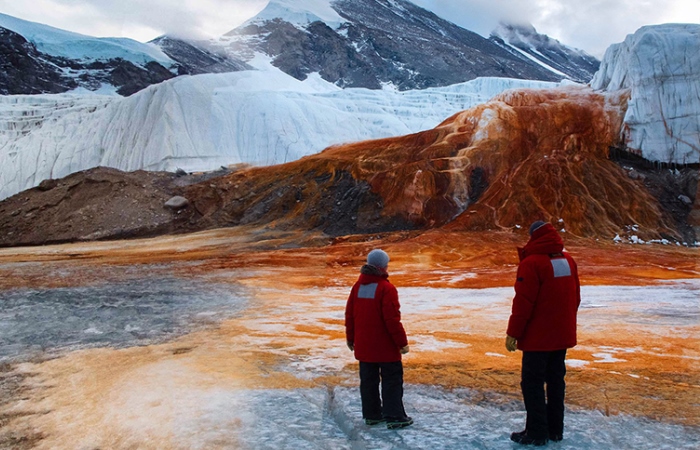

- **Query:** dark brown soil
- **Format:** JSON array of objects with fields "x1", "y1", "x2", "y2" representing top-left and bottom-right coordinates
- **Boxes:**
[
  {"x1": 0, "y1": 166, "x2": 238, "y2": 248},
  {"x1": 0, "y1": 158, "x2": 696, "y2": 248}
]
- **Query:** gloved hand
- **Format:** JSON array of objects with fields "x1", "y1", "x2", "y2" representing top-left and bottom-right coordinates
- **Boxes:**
[
  {"x1": 505, "y1": 335, "x2": 517, "y2": 352},
  {"x1": 400, "y1": 345, "x2": 410, "y2": 354},
  {"x1": 347, "y1": 341, "x2": 354, "y2": 351}
]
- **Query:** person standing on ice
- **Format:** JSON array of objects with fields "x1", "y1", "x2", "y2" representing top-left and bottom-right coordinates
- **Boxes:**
[
  {"x1": 345, "y1": 249, "x2": 413, "y2": 429},
  {"x1": 505, "y1": 221, "x2": 581, "y2": 446}
]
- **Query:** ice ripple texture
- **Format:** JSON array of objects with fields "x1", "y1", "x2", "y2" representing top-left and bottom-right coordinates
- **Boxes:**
[{"x1": 0, "y1": 277, "x2": 248, "y2": 362}]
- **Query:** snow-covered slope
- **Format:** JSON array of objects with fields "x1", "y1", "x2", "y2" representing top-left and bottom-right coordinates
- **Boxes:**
[
  {"x1": 490, "y1": 22, "x2": 599, "y2": 83},
  {"x1": 0, "y1": 13, "x2": 173, "y2": 66},
  {"x1": 591, "y1": 24, "x2": 700, "y2": 164},
  {"x1": 0, "y1": 71, "x2": 561, "y2": 201}
]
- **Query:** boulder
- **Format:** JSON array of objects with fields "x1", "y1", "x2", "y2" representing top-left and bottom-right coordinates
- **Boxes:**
[{"x1": 164, "y1": 196, "x2": 189, "y2": 210}]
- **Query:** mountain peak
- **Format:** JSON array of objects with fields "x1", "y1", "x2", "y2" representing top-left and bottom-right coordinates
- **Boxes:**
[
  {"x1": 241, "y1": 0, "x2": 345, "y2": 30},
  {"x1": 489, "y1": 21, "x2": 599, "y2": 83},
  {"x1": 492, "y1": 22, "x2": 539, "y2": 44}
]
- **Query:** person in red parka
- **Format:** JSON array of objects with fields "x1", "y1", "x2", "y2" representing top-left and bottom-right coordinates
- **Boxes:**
[
  {"x1": 345, "y1": 249, "x2": 413, "y2": 429},
  {"x1": 506, "y1": 221, "x2": 581, "y2": 446}
]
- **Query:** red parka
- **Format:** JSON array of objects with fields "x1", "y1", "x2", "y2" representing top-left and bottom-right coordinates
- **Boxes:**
[
  {"x1": 507, "y1": 223, "x2": 581, "y2": 351},
  {"x1": 345, "y1": 266, "x2": 408, "y2": 362}
]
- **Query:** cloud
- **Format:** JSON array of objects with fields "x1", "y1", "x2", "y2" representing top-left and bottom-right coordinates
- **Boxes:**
[
  {"x1": 414, "y1": 0, "x2": 700, "y2": 58},
  {"x1": 1, "y1": 0, "x2": 267, "y2": 41},
  {"x1": 530, "y1": 0, "x2": 685, "y2": 57}
]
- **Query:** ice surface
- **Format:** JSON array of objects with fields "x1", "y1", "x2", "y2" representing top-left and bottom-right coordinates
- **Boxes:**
[
  {"x1": 195, "y1": 281, "x2": 700, "y2": 449},
  {"x1": 103, "y1": 384, "x2": 700, "y2": 449},
  {"x1": 0, "y1": 73, "x2": 561, "y2": 200},
  {"x1": 0, "y1": 276, "x2": 248, "y2": 362},
  {"x1": 578, "y1": 281, "x2": 700, "y2": 334},
  {"x1": 225, "y1": 281, "x2": 700, "y2": 385},
  {"x1": 2, "y1": 275, "x2": 699, "y2": 448}
]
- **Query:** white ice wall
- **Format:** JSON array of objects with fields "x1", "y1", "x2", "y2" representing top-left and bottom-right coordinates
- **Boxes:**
[
  {"x1": 591, "y1": 24, "x2": 700, "y2": 164},
  {"x1": 0, "y1": 71, "x2": 560, "y2": 200}
]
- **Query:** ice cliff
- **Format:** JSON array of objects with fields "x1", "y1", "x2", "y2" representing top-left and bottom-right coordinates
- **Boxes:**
[{"x1": 591, "y1": 24, "x2": 700, "y2": 164}]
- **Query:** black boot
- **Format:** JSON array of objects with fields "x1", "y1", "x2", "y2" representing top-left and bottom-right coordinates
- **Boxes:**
[
  {"x1": 510, "y1": 430, "x2": 548, "y2": 446},
  {"x1": 386, "y1": 416, "x2": 413, "y2": 429}
]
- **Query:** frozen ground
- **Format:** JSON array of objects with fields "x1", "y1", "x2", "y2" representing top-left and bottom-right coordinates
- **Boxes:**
[
  {"x1": 226, "y1": 386, "x2": 699, "y2": 450},
  {"x1": 1, "y1": 277, "x2": 698, "y2": 448},
  {"x1": 0, "y1": 275, "x2": 248, "y2": 362},
  {"x1": 102, "y1": 382, "x2": 699, "y2": 449}
]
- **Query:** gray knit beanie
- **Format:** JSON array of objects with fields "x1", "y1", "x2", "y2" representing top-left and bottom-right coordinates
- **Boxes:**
[
  {"x1": 367, "y1": 249, "x2": 390, "y2": 269},
  {"x1": 529, "y1": 221, "x2": 547, "y2": 236}
]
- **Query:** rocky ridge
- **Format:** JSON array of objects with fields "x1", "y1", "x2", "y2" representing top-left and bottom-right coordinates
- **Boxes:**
[{"x1": 148, "y1": 36, "x2": 253, "y2": 75}]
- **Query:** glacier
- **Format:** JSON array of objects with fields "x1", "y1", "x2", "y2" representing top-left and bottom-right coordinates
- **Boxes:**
[
  {"x1": 0, "y1": 70, "x2": 561, "y2": 201},
  {"x1": 591, "y1": 24, "x2": 700, "y2": 164}
]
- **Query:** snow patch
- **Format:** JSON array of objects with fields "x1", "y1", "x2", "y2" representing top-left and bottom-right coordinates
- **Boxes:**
[{"x1": 566, "y1": 359, "x2": 589, "y2": 368}]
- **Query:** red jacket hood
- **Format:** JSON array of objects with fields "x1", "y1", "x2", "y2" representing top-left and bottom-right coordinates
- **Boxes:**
[
  {"x1": 359, "y1": 264, "x2": 389, "y2": 282},
  {"x1": 518, "y1": 223, "x2": 564, "y2": 261}
]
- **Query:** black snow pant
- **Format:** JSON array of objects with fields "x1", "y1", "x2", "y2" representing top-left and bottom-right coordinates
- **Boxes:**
[
  {"x1": 359, "y1": 361, "x2": 407, "y2": 420},
  {"x1": 521, "y1": 349, "x2": 567, "y2": 440}
]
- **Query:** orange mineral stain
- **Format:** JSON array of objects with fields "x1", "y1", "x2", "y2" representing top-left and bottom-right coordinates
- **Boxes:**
[{"x1": 0, "y1": 226, "x2": 697, "y2": 448}]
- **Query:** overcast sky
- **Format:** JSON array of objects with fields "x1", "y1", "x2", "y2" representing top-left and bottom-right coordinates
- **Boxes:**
[{"x1": 0, "y1": 0, "x2": 698, "y2": 57}]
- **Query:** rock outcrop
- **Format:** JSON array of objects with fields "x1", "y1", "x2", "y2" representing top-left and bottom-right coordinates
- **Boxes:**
[{"x1": 149, "y1": 36, "x2": 252, "y2": 75}]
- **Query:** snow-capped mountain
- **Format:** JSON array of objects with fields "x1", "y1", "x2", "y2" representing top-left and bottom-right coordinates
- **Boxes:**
[
  {"x1": 1, "y1": 0, "x2": 597, "y2": 96},
  {"x1": 591, "y1": 24, "x2": 700, "y2": 165},
  {"x1": 0, "y1": 13, "x2": 178, "y2": 96},
  {"x1": 209, "y1": 0, "x2": 590, "y2": 90},
  {"x1": 0, "y1": 27, "x2": 78, "y2": 95},
  {"x1": 0, "y1": 13, "x2": 171, "y2": 66},
  {"x1": 489, "y1": 22, "x2": 600, "y2": 84}
]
